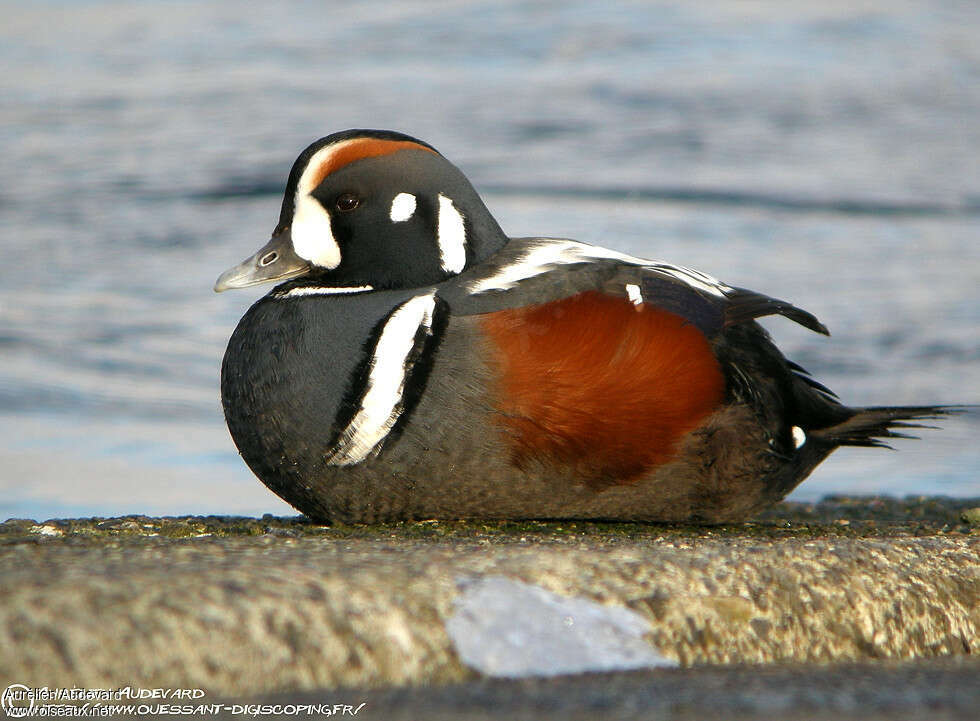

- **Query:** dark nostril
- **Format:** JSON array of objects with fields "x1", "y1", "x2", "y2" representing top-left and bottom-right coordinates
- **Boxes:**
[{"x1": 260, "y1": 251, "x2": 278, "y2": 267}]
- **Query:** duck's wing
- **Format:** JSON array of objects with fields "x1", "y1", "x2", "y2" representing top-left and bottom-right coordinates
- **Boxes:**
[{"x1": 443, "y1": 237, "x2": 828, "y2": 338}]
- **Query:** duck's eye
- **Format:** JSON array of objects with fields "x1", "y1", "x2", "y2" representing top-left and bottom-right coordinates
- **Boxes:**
[
  {"x1": 259, "y1": 251, "x2": 278, "y2": 267},
  {"x1": 335, "y1": 193, "x2": 360, "y2": 212}
]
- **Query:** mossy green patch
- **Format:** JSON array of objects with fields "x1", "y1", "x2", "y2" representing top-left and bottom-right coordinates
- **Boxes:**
[{"x1": 3, "y1": 496, "x2": 977, "y2": 545}]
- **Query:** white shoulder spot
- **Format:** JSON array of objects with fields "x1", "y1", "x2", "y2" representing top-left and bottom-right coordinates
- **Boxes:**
[
  {"x1": 390, "y1": 192, "x2": 417, "y2": 222},
  {"x1": 437, "y1": 194, "x2": 467, "y2": 274},
  {"x1": 625, "y1": 283, "x2": 643, "y2": 306},
  {"x1": 326, "y1": 291, "x2": 438, "y2": 466},
  {"x1": 792, "y1": 426, "x2": 807, "y2": 449}
]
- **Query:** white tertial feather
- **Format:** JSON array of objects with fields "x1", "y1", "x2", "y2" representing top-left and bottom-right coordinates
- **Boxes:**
[
  {"x1": 390, "y1": 192, "x2": 417, "y2": 222},
  {"x1": 466, "y1": 239, "x2": 628, "y2": 293},
  {"x1": 646, "y1": 263, "x2": 729, "y2": 297},
  {"x1": 326, "y1": 291, "x2": 437, "y2": 466},
  {"x1": 467, "y1": 238, "x2": 730, "y2": 298},
  {"x1": 437, "y1": 194, "x2": 467, "y2": 274}
]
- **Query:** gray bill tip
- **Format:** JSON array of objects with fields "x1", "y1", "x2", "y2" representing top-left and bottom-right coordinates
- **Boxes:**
[
  {"x1": 213, "y1": 232, "x2": 312, "y2": 292},
  {"x1": 213, "y1": 266, "x2": 245, "y2": 293}
]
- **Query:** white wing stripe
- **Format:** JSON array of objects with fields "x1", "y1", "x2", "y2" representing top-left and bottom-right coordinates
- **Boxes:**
[{"x1": 467, "y1": 238, "x2": 730, "y2": 297}]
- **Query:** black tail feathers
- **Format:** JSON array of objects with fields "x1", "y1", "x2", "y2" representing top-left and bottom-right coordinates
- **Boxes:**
[{"x1": 809, "y1": 405, "x2": 963, "y2": 449}]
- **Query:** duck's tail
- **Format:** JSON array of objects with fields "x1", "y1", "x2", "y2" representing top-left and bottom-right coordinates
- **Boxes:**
[
  {"x1": 760, "y1": 403, "x2": 962, "y2": 504},
  {"x1": 808, "y1": 405, "x2": 959, "y2": 449}
]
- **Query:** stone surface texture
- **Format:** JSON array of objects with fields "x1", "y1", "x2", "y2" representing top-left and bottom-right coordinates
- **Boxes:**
[{"x1": 0, "y1": 497, "x2": 977, "y2": 714}]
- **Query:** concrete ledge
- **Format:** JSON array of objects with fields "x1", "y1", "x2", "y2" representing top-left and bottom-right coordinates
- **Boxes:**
[
  {"x1": 1, "y1": 497, "x2": 977, "y2": 701},
  {"x1": 264, "y1": 658, "x2": 980, "y2": 721}
]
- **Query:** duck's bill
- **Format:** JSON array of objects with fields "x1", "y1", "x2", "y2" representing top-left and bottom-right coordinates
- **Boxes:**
[{"x1": 214, "y1": 231, "x2": 311, "y2": 292}]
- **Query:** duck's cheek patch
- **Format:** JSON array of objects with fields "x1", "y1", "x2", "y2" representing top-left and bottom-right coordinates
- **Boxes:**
[
  {"x1": 390, "y1": 193, "x2": 417, "y2": 222},
  {"x1": 291, "y1": 196, "x2": 341, "y2": 269}
]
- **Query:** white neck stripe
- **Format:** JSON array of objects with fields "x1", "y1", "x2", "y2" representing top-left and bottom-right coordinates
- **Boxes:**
[
  {"x1": 437, "y1": 194, "x2": 467, "y2": 274},
  {"x1": 276, "y1": 285, "x2": 374, "y2": 298}
]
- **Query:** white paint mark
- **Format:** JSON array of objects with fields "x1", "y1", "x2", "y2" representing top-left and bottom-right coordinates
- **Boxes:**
[
  {"x1": 390, "y1": 192, "x2": 417, "y2": 222},
  {"x1": 625, "y1": 283, "x2": 643, "y2": 306},
  {"x1": 792, "y1": 426, "x2": 807, "y2": 449},
  {"x1": 467, "y1": 238, "x2": 729, "y2": 297},
  {"x1": 326, "y1": 291, "x2": 438, "y2": 465},
  {"x1": 277, "y1": 285, "x2": 374, "y2": 299},
  {"x1": 447, "y1": 576, "x2": 676, "y2": 678},
  {"x1": 436, "y1": 195, "x2": 467, "y2": 274}
]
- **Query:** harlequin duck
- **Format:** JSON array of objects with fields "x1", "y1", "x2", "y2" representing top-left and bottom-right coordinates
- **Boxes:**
[{"x1": 215, "y1": 129, "x2": 949, "y2": 523}]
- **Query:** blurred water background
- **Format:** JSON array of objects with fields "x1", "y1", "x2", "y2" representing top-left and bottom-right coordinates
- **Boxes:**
[{"x1": 2, "y1": 0, "x2": 978, "y2": 520}]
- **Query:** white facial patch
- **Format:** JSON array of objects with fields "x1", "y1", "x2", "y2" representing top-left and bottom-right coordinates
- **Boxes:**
[
  {"x1": 437, "y1": 194, "x2": 467, "y2": 274},
  {"x1": 326, "y1": 291, "x2": 438, "y2": 466},
  {"x1": 390, "y1": 192, "x2": 417, "y2": 222},
  {"x1": 467, "y1": 238, "x2": 731, "y2": 298},
  {"x1": 291, "y1": 196, "x2": 341, "y2": 269},
  {"x1": 288, "y1": 142, "x2": 357, "y2": 270}
]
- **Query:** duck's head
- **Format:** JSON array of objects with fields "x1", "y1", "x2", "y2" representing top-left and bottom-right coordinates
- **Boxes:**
[{"x1": 214, "y1": 129, "x2": 507, "y2": 293}]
